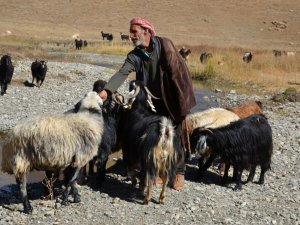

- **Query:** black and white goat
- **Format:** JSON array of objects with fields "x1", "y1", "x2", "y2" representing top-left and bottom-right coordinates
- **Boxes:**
[
  {"x1": 200, "y1": 51, "x2": 213, "y2": 64},
  {"x1": 243, "y1": 52, "x2": 253, "y2": 63},
  {"x1": 0, "y1": 54, "x2": 14, "y2": 95},
  {"x1": 116, "y1": 80, "x2": 179, "y2": 204},
  {"x1": 190, "y1": 114, "x2": 273, "y2": 190},
  {"x1": 31, "y1": 60, "x2": 47, "y2": 88}
]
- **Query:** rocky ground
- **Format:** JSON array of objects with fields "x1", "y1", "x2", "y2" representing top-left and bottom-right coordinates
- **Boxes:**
[{"x1": 0, "y1": 56, "x2": 299, "y2": 225}]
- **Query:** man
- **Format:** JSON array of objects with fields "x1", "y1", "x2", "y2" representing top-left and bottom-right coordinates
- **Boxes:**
[{"x1": 99, "y1": 18, "x2": 196, "y2": 190}]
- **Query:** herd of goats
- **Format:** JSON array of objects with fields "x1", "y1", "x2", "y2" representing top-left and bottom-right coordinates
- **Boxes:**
[{"x1": 0, "y1": 45, "x2": 274, "y2": 214}]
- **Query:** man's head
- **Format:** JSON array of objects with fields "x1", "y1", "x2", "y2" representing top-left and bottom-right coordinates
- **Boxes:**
[{"x1": 129, "y1": 18, "x2": 155, "y2": 48}]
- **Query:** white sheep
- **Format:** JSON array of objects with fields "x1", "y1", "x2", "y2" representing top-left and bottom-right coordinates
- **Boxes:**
[{"x1": 1, "y1": 91, "x2": 104, "y2": 214}]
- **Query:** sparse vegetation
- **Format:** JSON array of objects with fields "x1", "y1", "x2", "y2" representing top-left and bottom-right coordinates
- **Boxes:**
[{"x1": 0, "y1": 37, "x2": 299, "y2": 95}]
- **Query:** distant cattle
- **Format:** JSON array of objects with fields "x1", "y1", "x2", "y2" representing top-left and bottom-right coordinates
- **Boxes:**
[
  {"x1": 75, "y1": 39, "x2": 83, "y2": 50},
  {"x1": 0, "y1": 55, "x2": 14, "y2": 95},
  {"x1": 200, "y1": 52, "x2": 213, "y2": 64},
  {"x1": 178, "y1": 47, "x2": 192, "y2": 61},
  {"x1": 120, "y1": 32, "x2": 130, "y2": 41},
  {"x1": 243, "y1": 52, "x2": 253, "y2": 63},
  {"x1": 31, "y1": 60, "x2": 47, "y2": 88}
]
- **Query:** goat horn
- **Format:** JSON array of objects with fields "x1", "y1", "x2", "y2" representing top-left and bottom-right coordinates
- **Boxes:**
[
  {"x1": 144, "y1": 87, "x2": 160, "y2": 99},
  {"x1": 130, "y1": 85, "x2": 141, "y2": 99},
  {"x1": 200, "y1": 128, "x2": 213, "y2": 134},
  {"x1": 112, "y1": 92, "x2": 126, "y2": 106}
]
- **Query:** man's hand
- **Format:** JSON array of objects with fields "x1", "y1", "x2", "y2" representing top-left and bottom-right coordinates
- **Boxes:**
[{"x1": 99, "y1": 90, "x2": 108, "y2": 102}]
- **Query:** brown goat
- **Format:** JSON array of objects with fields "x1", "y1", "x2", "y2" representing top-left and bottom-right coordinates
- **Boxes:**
[{"x1": 226, "y1": 101, "x2": 263, "y2": 119}]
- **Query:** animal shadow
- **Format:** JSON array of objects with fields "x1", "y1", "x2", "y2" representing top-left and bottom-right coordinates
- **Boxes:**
[{"x1": 23, "y1": 80, "x2": 35, "y2": 87}]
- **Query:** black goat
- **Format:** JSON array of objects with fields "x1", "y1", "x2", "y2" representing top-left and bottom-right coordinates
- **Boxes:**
[
  {"x1": 200, "y1": 52, "x2": 213, "y2": 64},
  {"x1": 31, "y1": 60, "x2": 47, "y2": 88},
  {"x1": 178, "y1": 47, "x2": 191, "y2": 61},
  {"x1": 75, "y1": 39, "x2": 83, "y2": 50},
  {"x1": 0, "y1": 55, "x2": 14, "y2": 95},
  {"x1": 83, "y1": 40, "x2": 88, "y2": 47},
  {"x1": 273, "y1": 50, "x2": 282, "y2": 57},
  {"x1": 101, "y1": 31, "x2": 109, "y2": 40},
  {"x1": 116, "y1": 80, "x2": 179, "y2": 204},
  {"x1": 190, "y1": 114, "x2": 273, "y2": 190},
  {"x1": 120, "y1": 32, "x2": 130, "y2": 41},
  {"x1": 243, "y1": 52, "x2": 253, "y2": 63},
  {"x1": 107, "y1": 34, "x2": 114, "y2": 41}
]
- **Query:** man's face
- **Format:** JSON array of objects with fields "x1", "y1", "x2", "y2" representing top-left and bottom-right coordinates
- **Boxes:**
[{"x1": 130, "y1": 24, "x2": 147, "y2": 47}]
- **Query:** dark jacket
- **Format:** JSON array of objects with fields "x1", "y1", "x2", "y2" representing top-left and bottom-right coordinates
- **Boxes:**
[{"x1": 157, "y1": 37, "x2": 196, "y2": 122}]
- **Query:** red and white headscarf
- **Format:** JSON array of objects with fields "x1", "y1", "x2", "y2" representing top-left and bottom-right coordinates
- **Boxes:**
[{"x1": 130, "y1": 18, "x2": 156, "y2": 36}]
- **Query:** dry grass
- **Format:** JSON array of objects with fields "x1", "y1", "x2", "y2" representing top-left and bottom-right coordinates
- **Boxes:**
[
  {"x1": 1, "y1": 36, "x2": 299, "y2": 95},
  {"x1": 186, "y1": 46, "x2": 300, "y2": 94}
]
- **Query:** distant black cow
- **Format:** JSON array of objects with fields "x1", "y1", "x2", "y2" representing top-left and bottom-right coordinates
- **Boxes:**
[
  {"x1": 75, "y1": 39, "x2": 83, "y2": 50},
  {"x1": 200, "y1": 52, "x2": 213, "y2": 64},
  {"x1": 243, "y1": 52, "x2": 253, "y2": 63},
  {"x1": 31, "y1": 60, "x2": 48, "y2": 88},
  {"x1": 120, "y1": 32, "x2": 130, "y2": 41},
  {"x1": 101, "y1": 31, "x2": 109, "y2": 40},
  {"x1": 0, "y1": 55, "x2": 14, "y2": 95}
]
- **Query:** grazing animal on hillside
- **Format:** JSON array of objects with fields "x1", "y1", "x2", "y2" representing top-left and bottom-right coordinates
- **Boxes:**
[
  {"x1": 1, "y1": 92, "x2": 104, "y2": 214},
  {"x1": 75, "y1": 39, "x2": 83, "y2": 50},
  {"x1": 101, "y1": 31, "x2": 109, "y2": 40},
  {"x1": 243, "y1": 52, "x2": 253, "y2": 63},
  {"x1": 31, "y1": 60, "x2": 47, "y2": 88},
  {"x1": 107, "y1": 34, "x2": 114, "y2": 41},
  {"x1": 116, "y1": 80, "x2": 179, "y2": 204},
  {"x1": 226, "y1": 101, "x2": 263, "y2": 119},
  {"x1": 83, "y1": 40, "x2": 88, "y2": 47},
  {"x1": 120, "y1": 32, "x2": 130, "y2": 41},
  {"x1": 273, "y1": 50, "x2": 282, "y2": 57},
  {"x1": 200, "y1": 52, "x2": 213, "y2": 64},
  {"x1": 178, "y1": 47, "x2": 192, "y2": 61},
  {"x1": 190, "y1": 114, "x2": 273, "y2": 190},
  {"x1": 0, "y1": 55, "x2": 14, "y2": 95}
]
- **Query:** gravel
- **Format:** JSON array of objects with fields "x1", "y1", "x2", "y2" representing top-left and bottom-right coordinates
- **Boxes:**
[{"x1": 0, "y1": 56, "x2": 299, "y2": 225}]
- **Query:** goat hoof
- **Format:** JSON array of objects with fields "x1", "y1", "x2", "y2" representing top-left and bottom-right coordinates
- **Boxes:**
[
  {"x1": 233, "y1": 185, "x2": 242, "y2": 191},
  {"x1": 159, "y1": 198, "x2": 165, "y2": 204},
  {"x1": 143, "y1": 199, "x2": 150, "y2": 205},
  {"x1": 23, "y1": 206, "x2": 33, "y2": 214},
  {"x1": 61, "y1": 199, "x2": 70, "y2": 206},
  {"x1": 73, "y1": 195, "x2": 81, "y2": 203}
]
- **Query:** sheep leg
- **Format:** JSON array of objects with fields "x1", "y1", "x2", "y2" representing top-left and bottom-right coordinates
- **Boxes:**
[
  {"x1": 61, "y1": 166, "x2": 81, "y2": 205},
  {"x1": 159, "y1": 176, "x2": 168, "y2": 204},
  {"x1": 16, "y1": 174, "x2": 32, "y2": 214},
  {"x1": 144, "y1": 179, "x2": 153, "y2": 205},
  {"x1": 247, "y1": 165, "x2": 256, "y2": 183},
  {"x1": 233, "y1": 168, "x2": 243, "y2": 191}
]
